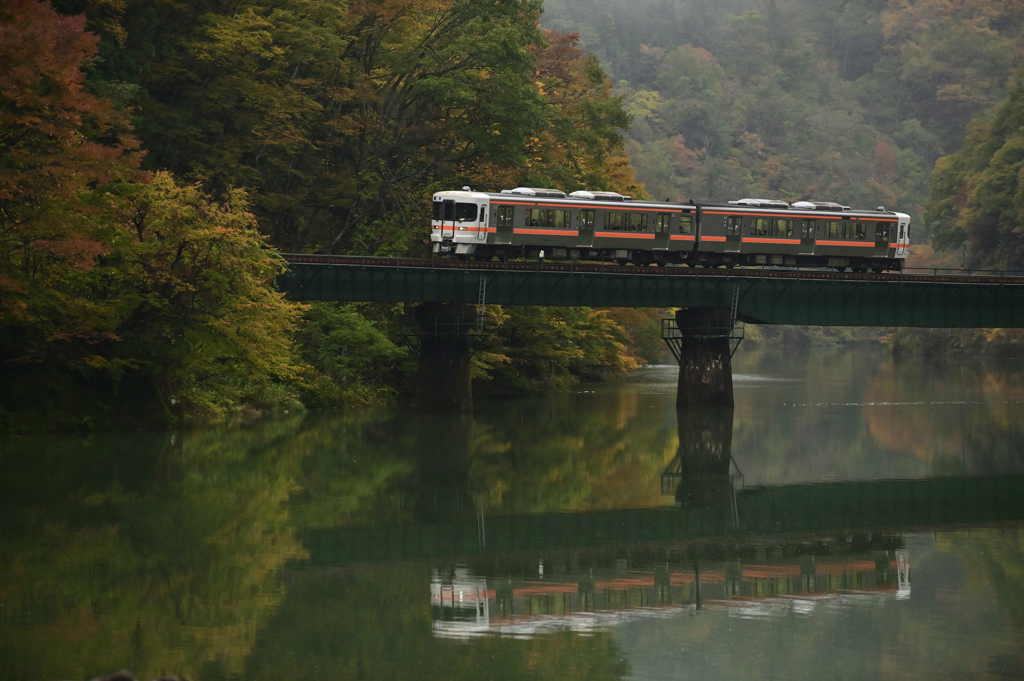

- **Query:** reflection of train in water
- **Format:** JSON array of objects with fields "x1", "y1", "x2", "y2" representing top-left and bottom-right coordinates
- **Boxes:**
[
  {"x1": 430, "y1": 543, "x2": 911, "y2": 639},
  {"x1": 431, "y1": 188, "x2": 910, "y2": 271}
]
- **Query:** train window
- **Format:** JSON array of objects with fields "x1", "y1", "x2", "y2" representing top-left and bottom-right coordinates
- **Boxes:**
[
  {"x1": 775, "y1": 219, "x2": 794, "y2": 237},
  {"x1": 581, "y1": 210, "x2": 595, "y2": 230},
  {"x1": 655, "y1": 214, "x2": 671, "y2": 233},
  {"x1": 826, "y1": 221, "x2": 842, "y2": 239},
  {"x1": 679, "y1": 215, "x2": 693, "y2": 234},
  {"x1": 875, "y1": 222, "x2": 889, "y2": 241},
  {"x1": 854, "y1": 223, "x2": 866, "y2": 240},
  {"x1": 801, "y1": 219, "x2": 815, "y2": 238},
  {"x1": 626, "y1": 213, "x2": 647, "y2": 231},
  {"x1": 726, "y1": 216, "x2": 742, "y2": 236},
  {"x1": 456, "y1": 203, "x2": 478, "y2": 221},
  {"x1": 444, "y1": 201, "x2": 455, "y2": 221},
  {"x1": 524, "y1": 208, "x2": 571, "y2": 228},
  {"x1": 605, "y1": 212, "x2": 624, "y2": 231},
  {"x1": 432, "y1": 201, "x2": 442, "y2": 220},
  {"x1": 753, "y1": 218, "x2": 770, "y2": 236},
  {"x1": 496, "y1": 206, "x2": 513, "y2": 229}
]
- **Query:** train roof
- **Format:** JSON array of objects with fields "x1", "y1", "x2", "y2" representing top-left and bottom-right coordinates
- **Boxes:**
[{"x1": 432, "y1": 189, "x2": 906, "y2": 217}]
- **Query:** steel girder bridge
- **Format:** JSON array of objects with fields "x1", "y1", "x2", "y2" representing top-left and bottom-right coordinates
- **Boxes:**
[{"x1": 279, "y1": 254, "x2": 1024, "y2": 328}]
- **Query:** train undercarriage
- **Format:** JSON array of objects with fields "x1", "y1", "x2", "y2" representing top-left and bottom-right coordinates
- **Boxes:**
[{"x1": 442, "y1": 243, "x2": 903, "y2": 273}]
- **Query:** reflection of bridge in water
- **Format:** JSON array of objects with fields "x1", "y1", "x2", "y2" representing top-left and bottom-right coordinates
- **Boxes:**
[
  {"x1": 302, "y1": 474, "x2": 1024, "y2": 567},
  {"x1": 301, "y1": 472, "x2": 1020, "y2": 637},
  {"x1": 299, "y1": 405, "x2": 1023, "y2": 638}
]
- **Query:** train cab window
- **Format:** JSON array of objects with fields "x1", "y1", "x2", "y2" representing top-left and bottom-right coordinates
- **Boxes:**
[
  {"x1": 496, "y1": 206, "x2": 514, "y2": 229},
  {"x1": 605, "y1": 212, "x2": 624, "y2": 231},
  {"x1": 456, "y1": 203, "x2": 478, "y2": 221},
  {"x1": 432, "y1": 201, "x2": 442, "y2": 220},
  {"x1": 580, "y1": 210, "x2": 595, "y2": 231},
  {"x1": 679, "y1": 215, "x2": 693, "y2": 234},
  {"x1": 801, "y1": 219, "x2": 815, "y2": 239},
  {"x1": 626, "y1": 213, "x2": 647, "y2": 231},
  {"x1": 726, "y1": 216, "x2": 742, "y2": 236},
  {"x1": 655, "y1": 214, "x2": 671, "y2": 233},
  {"x1": 826, "y1": 221, "x2": 842, "y2": 239}
]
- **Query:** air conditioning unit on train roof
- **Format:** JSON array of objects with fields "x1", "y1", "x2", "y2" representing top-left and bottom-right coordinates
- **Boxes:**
[
  {"x1": 790, "y1": 201, "x2": 852, "y2": 211},
  {"x1": 502, "y1": 187, "x2": 567, "y2": 198},
  {"x1": 569, "y1": 190, "x2": 631, "y2": 201},
  {"x1": 729, "y1": 198, "x2": 789, "y2": 208}
]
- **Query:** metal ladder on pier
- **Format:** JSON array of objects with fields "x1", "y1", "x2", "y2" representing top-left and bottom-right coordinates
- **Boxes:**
[{"x1": 476, "y1": 274, "x2": 487, "y2": 332}]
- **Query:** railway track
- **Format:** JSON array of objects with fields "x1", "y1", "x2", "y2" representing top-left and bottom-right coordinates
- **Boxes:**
[{"x1": 280, "y1": 253, "x2": 1024, "y2": 286}]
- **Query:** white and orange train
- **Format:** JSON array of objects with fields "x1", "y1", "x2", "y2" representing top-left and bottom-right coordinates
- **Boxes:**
[{"x1": 431, "y1": 187, "x2": 910, "y2": 271}]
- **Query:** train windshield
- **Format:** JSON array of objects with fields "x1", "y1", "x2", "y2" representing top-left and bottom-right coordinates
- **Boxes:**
[
  {"x1": 433, "y1": 200, "x2": 477, "y2": 221},
  {"x1": 455, "y1": 203, "x2": 478, "y2": 221}
]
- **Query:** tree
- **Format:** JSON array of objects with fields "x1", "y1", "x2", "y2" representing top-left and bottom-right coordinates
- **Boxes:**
[
  {"x1": 927, "y1": 70, "x2": 1024, "y2": 270},
  {"x1": 102, "y1": 173, "x2": 306, "y2": 419},
  {"x1": 0, "y1": 0, "x2": 140, "y2": 367}
]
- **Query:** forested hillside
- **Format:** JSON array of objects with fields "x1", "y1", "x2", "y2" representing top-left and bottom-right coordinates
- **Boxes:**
[
  {"x1": 543, "y1": 0, "x2": 1023, "y2": 230},
  {"x1": 0, "y1": 0, "x2": 658, "y2": 429}
]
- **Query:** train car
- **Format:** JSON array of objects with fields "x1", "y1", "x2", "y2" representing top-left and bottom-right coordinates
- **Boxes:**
[
  {"x1": 698, "y1": 198, "x2": 909, "y2": 271},
  {"x1": 430, "y1": 188, "x2": 909, "y2": 271}
]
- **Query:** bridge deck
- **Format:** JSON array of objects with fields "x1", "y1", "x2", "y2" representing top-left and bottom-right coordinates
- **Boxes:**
[{"x1": 279, "y1": 255, "x2": 1024, "y2": 327}]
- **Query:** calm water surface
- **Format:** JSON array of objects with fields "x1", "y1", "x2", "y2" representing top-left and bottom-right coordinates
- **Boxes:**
[{"x1": 2, "y1": 347, "x2": 1023, "y2": 680}]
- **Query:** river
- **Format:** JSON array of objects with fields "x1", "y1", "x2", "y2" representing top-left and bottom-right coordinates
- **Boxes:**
[{"x1": 1, "y1": 346, "x2": 1023, "y2": 680}]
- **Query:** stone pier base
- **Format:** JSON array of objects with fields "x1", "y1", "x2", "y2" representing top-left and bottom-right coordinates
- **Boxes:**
[
  {"x1": 675, "y1": 308, "x2": 734, "y2": 409},
  {"x1": 413, "y1": 303, "x2": 474, "y2": 413}
]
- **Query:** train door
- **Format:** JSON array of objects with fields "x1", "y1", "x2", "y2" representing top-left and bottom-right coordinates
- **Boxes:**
[
  {"x1": 654, "y1": 213, "x2": 671, "y2": 250},
  {"x1": 578, "y1": 209, "x2": 595, "y2": 247},
  {"x1": 441, "y1": 199, "x2": 456, "y2": 239},
  {"x1": 799, "y1": 218, "x2": 815, "y2": 254},
  {"x1": 725, "y1": 215, "x2": 742, "y2": 252},
  {"x1": 873, "y1": 221, "x2": 891, "y2": 257},
  {"x1": 495, "y1": 205, "x2": 514, "y2": 244},
  {"x1": 475, "y1": 202, "x2": 488, "y2": 241}
]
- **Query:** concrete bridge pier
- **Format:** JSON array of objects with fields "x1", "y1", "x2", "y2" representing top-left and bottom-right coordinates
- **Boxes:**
[
  {"x1": 674, "y1": 308, "x2": 735, "y2": 409},
  {"x1": 413, "y1": 303, "x2": 476, "y2": 413}
]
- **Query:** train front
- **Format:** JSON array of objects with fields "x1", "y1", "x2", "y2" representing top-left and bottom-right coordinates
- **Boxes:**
[{"x1": 431, "y1": 190, "x2": 491, "y2": 255}]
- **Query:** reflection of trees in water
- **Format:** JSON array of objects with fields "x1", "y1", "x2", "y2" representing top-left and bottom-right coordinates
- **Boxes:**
[
  {"x1": 729, "y1": 348, "x2": 1024, "y2": 483},
  {"x1": 0, "y1": 421, "x2": 315, "y2": 680},
  {"x1": 863, "y1": 360, "x2": 1024, "y2": 475},
  {"x1": 245, "y1": 564, "x2": 630, "y2": 681},
  {"x1": 938, "y1": 528, "x2": 1024, "y2": 639}
]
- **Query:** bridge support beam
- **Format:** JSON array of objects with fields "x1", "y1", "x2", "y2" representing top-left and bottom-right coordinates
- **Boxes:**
[
  {"x1": 675, "y1": 308, "x2": 734, "y2": 409},
  {"x1": 413, "y1": 303, "x2": 475, "y2": 413}
]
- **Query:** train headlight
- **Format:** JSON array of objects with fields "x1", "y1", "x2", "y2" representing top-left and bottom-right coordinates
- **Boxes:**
[{"x1": 458, "y1": 226, "x2": 466, "y2": 231}]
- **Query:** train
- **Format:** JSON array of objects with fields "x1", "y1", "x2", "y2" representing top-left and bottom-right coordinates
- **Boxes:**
[{"x1": 431, "y1": 187, "x2": 910, "y2": 271}]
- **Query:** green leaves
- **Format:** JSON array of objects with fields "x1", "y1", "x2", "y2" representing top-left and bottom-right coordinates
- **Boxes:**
[
  {"x1": 926, "y1": 71, "x2": 1024, "y2": 270},
  {"x1": 101, "y1": 173, "x2": 306, "y2": 418}
]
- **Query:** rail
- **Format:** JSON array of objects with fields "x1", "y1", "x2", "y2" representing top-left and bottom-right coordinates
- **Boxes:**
[{"x1": 279, "y1": 252, "x2": 1024, "y2": 286}]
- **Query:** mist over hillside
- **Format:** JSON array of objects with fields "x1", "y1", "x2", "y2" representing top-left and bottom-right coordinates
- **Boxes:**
[{"x1": 541, "y1": 0, "x2": 1023, "y2": 233}]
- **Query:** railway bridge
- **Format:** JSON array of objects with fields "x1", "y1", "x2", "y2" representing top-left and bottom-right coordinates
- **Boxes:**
[{"x1": 278, "y1": 254, "x2": 1024, "y2": 409}]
